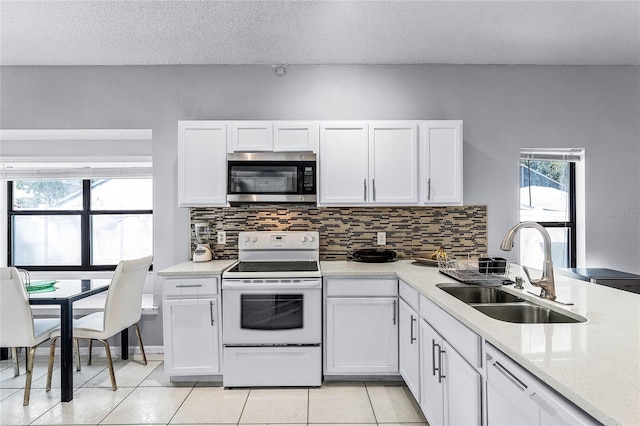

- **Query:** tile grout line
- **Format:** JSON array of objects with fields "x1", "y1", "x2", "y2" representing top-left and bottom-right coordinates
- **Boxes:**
[
  {"x1": 364, "y1": 382, "x2": 379, "y2": 426},
  {"x1": 236, "y1": 386, "x2": 251, "y2": 425},
  {"x1": 96, "y1": 356, "x2": 164, "y2": 425},
  {"x1": 306, "y1": 387, "x2": 310, "y2": 425},
  {"x1": 165, "y1": 381, "x2": 197, "y2": 426},
  {"x1": 28, "y1": 351, "x2": 111, "y2": 425},
  {"x1": 97, "y1": 356, "x2": 142, "y2": 426}
]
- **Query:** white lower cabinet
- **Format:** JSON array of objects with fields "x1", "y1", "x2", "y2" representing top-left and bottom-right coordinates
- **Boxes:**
[
  {"x1": 419, "y1": 318, "x2": 481, "y2": 426},
  {"x1": 324, "y1": 278, "x2": 398, "y2": 375},
  {"x1": 486, "y1": 344, "x2": 597, "y2": 426},
  {"x1": 325, "y1": 297, "x2": 398, "y2": 374},
  {"x1": 162, "y1": 276, "x2": 221, "y2": 377}
]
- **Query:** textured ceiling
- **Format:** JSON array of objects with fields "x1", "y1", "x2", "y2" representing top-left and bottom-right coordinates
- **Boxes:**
[{"x1": 1, "y1": 1, "x2": 639, "y2": 66}]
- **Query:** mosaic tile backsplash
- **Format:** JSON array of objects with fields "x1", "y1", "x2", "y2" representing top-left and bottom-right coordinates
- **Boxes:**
[{"x1": 190, "y1": 205, "x2": 487, "y2": 260}]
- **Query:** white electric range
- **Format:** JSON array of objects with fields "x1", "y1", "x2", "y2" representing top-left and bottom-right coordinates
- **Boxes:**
[{"x1": 221, "y1": 231, "x2": 322, "y2": 387}]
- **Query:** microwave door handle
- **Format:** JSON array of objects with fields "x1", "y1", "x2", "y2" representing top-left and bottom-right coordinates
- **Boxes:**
[{"x1": 298, "y1": 168, "x2": 303, "y2": 193}]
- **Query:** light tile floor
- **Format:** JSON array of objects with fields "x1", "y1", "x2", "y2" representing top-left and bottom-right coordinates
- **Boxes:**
[{"x1": 1, "y1": 353, "x2": 428, "y2": 425}]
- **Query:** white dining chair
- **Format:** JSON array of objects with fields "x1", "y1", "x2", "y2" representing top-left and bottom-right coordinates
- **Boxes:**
[
  {"x1": 45, "y1": 255, "x2": 153, "y2": 392},
  {"x1": 0, "y1": 267, "x2": 60, "y2": 405}
]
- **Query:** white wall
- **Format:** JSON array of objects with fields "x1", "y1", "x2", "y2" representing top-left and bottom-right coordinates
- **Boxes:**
[{"x1": 2, "y1": 64, "x2": 638, "y2": 344}]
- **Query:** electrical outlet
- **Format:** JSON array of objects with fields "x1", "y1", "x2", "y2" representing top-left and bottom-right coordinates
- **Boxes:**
[
  {"x1": 377, "y1": 232, "x2": 386, "y2": 246},
  {"x1": 217, "y1": 230, "x2": 226, "y2": 245}
]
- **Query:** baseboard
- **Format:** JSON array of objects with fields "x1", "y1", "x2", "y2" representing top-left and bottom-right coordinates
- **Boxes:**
[{"x1": 29, "y1": 345, "x2": 165, "y2": 357}]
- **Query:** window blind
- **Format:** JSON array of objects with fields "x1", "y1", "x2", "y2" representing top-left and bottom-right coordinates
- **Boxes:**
[
  {"x1": 0, "y1": 129, "x2": 153, "y2": 179},
  {"x1": 0, "y1": 164, "x2": 152, "y2": 180},
  {"x1": 520, "y1": 148, "x2": 584, "y2": 162}
]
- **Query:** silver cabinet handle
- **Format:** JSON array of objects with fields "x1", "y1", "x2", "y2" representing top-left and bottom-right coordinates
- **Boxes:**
[
  {"x1": 363, "y1": 179, "x2": 367, "y2": 201},
  {"x1": 392, "y1": 299, "x2": 397, "y2": 325},
  {"x1": 438, "y1": 345, "x2": 446, "y2": 383},
  {"x1": 410, "y1": 315, "x2": 417, "y2": 344},
  {"x1": 432, "y1": 339, "x2": 439, "y2": 377},
  {"x1": 427, "y1": 178, "x2": 432, "y2": 201},
  {"x1": 494, "y1": 361, "x2": 528, "y2": 392},
  {"x1": 176, "y1": 284, "x2": 203, "y2": 288},
  {"x1": 209, "y1": 300, "x2": 215, "y2": 326},
  {"x1": 372, "y1": 178, "x2": 376, "y2": 201}
]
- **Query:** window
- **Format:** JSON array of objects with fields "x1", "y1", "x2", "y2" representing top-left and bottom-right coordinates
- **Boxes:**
[
  {"x1": 519, "y1": 149, "x2": 582, "y2": 269},
  {"x1": 8, "y1": 178, "x2": 152, "y2": 270}
]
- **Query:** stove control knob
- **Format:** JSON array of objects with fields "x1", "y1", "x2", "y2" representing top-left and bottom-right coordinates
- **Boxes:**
[
  {"x1": 251, "y1": 235, "x2": 258, "y2": 243},
  {"x1": 301, "y1": 235, "x2": 308, "y2": 242},
  {"x1": 243, "y1": 235, "x2": 250, "y2": 243},
  {"x1": 308, "y1": 234, "x2": 316, "y2": 242}
]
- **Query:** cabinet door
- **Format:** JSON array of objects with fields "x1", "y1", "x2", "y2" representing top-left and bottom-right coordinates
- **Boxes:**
[
  {"x1": 319, "y1": 123, "x2": 369, "y2": 205},
  {"x1": 369, "y1": 122, "x2": 418, "y2": 204},
  {"x1": 399, "y1": 299, "x2": 420, "y2": 400},
  {"x1": 177, "y1": 121, "x2": 227, "y2": 207},
  {"x1": 163, "y1": 298, "x2": 220, "y2": 376},
  {"x1": 420, "y1": 120, "x2": 463, "y2": 205},
  {"x1": 273, "y1": 122, "x2": 318, "y2": 152},
  {"x1": 442, "y1": 340, "x2": 481, "y2": 425},
  {"x1": 325, "y1": 297, "x2": 398, "y2": 374},
  {"x1": 419, "y1": 319, "x2": 444, "y2": 426},
  {"x1": 229, "y1": 121, "x2": 273, "y2": 152}
]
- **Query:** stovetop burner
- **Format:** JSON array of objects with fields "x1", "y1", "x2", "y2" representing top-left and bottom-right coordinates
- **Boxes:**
[{"x1": 227, "y1": 261, "x2": 319, "y2": 273}]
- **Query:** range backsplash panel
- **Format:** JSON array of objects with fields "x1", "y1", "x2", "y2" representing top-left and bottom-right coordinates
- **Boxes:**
[{"x1": 190, "y1": 205, "x2": 487, "y2": 261}]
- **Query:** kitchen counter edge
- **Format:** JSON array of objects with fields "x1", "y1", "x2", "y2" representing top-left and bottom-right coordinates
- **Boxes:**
[{"x1": 157, "y1": 260, "x2": 237, "y2": 276}]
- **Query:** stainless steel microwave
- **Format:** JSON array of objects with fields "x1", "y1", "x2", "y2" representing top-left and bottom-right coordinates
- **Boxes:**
[{"x1": 227, "y1": 153, "x2": 317, "y2": 203}]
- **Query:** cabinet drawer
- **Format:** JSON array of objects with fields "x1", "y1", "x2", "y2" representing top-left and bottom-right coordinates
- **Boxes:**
[
  {"x1": 419, "y1": 294, "x2": 481, "y2": 367},
  {"x1": 399, "y1": 280, "x2": 419, "y2": 311},
  {"x1": 325, "y1": 278, "x2": 398, "y2": 297},
  {"x1": 163, "y1": 276, "x2": 219, "y2": 297}
]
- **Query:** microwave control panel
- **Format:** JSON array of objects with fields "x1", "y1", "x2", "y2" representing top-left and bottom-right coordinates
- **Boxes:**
[{"x1": 303, "y1": 166, "x2": 315, "y2": 192}]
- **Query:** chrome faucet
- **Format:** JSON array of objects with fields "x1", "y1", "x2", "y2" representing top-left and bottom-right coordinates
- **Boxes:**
[{"x1": 500, "y1": 221, "x2": 556, "y2": 301}]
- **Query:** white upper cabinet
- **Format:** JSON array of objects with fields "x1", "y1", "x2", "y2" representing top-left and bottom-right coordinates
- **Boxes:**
[
  {"x1": 273, "y1": 122, "x2": 318, "y2": 152},
  {"x1": 319, "y1": 121, "x2": 418, "y2": 206},
  {"x1": 319, "y1": 122, "x2": 369, "y2": 205},
  {"x1": 176, "y1": 119, "x2": 461, "y2": 207},
  {"x1": 228, "y1": 121, "x2": 318, "y2": 152},
  {"x1": 370, "y1": 122, "x2": 418, "y2": 204},
  {"x1": 177, "y1": 121, "x2": 227, "y2": 207},
  {"x1": 228, "y1": 121, "x2": 274, "y2": 152},
  {"x1": 419, "y1": 120, "x2": 463, "y2": 205}
]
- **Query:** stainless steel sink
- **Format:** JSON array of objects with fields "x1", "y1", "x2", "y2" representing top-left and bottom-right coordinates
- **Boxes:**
[
  {"x1": 437, "y1": 283, "x2": 587, "y2": 324},
  {"x1": 473, "y1": 304, "x2": 586, "y2": 324},
  {"x1": 437, "y1": 284, "x2": 525, "y2": 304}
]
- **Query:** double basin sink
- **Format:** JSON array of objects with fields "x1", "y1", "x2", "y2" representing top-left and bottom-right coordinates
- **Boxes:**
[{"x1": 436, "y1": 284, "x2": 586, "y2": 324}]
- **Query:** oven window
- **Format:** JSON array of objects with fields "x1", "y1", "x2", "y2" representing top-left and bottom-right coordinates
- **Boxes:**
[
  {"x1": 229, "y1": 165, "x2": 298, "y2": 193},
  {"x1": 241, "y1": 294, "x2": 303, "y2": 330}
]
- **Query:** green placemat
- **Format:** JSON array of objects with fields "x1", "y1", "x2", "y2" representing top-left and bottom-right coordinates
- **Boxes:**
[{"x1": 26, "y1": 280, "x2": 57, "y2": 293}]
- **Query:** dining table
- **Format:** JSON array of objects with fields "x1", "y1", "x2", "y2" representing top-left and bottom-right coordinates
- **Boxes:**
[{"x1": 27, "y1": 278, "x2": 129, "y2": 402}]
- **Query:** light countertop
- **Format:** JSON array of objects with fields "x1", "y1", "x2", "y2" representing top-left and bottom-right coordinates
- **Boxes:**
[
  {"x1": 159, "y1": 258, "x2": 638, "y2": 424},
  {"x1": 157, "y1": 259, "x2": 237, "y2": 276},
  {"x1": 322, "y1": 259, "x2": 639, "y2": 426}
]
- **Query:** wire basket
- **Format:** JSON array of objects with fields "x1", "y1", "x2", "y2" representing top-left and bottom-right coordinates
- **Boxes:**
[{"x1": 437, "y1": 255, "x2": 511, "y2": 287}]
